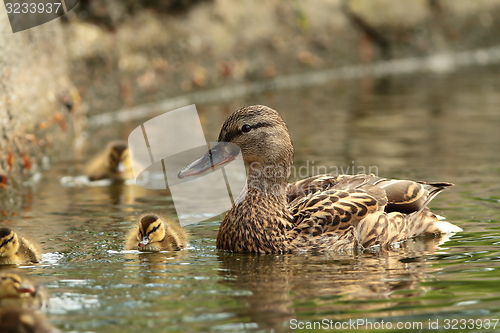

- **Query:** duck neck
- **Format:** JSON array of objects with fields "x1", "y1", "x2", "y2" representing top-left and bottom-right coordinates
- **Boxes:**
[
  {"x1": 217, "y1": 161, "x2": 293, "y2": 253},
  {"x1": 247, "y1": 161, "x2": 290, "y2": 198}
]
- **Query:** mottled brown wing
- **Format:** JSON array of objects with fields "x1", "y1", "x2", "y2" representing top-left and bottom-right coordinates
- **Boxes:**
[
  {"x1": 286, "y1": 175, "x2": 339, "y2": 202},
  {"x1": 288, "y1": 174, "x2": 453, "y2": 214},
  {"x1": 287, "y1": 174, "x2": 380, "y2": 201},
  {"x1": 369, "y1": 178, "x2": 453, "y2": 213},
  {"x1": 288, "y1": 174, "x2": 388, "y2": 210},
  {"x1": 288, "y1": 188, "x2": 380, "y2": 240}
]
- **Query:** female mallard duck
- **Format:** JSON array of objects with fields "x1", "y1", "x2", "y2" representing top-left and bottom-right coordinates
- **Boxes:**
[
  {"x1": 0, "y1": 227, "x2": 41, "y2": 265},
  {"x1": 0, "y1": 271, "x2": 47, "y2": 309},
  {"x1": 125, "y1": 214, "x2": 188, "y2": 251},
  {"x1": 178, "y1": 105, "x2": 462, "y2": 254},
  {"x1": 85, "y1": 140, "x2": 132, "y2": 181},
  {"x1": 0, "y1": 308, "x2": 59, "y2": 333}
]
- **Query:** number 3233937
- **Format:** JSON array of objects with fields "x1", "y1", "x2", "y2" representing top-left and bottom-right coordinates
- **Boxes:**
[{"x1": 5, "y1": 2, "x2": 62, "y2": 14}]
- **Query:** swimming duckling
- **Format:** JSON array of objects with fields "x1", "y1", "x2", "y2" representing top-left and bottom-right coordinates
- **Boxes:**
[
  {"x1": 0, "y1": 271, "x2": 48, "y2": 309},
  {"x1": 125, "y1": 214, "x2": 188, "y2": 251},
  {"x1": 0, "y1": 227, "x2": 41, "y2": 265},
  {"x1": 85, "y1": 140, "x2": 132, "y2": 181},
  {"x1": 0, "y1": 308, "x2": 59, "y2": 333}
]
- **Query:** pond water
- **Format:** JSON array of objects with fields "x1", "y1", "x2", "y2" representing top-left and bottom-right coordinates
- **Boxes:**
[{"x1": 2, "y1": 63, "x2": 500, "y2": 333}]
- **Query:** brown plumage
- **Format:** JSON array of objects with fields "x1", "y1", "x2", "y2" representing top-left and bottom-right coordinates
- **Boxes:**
[
  {"x1": 178, "y1": 105, "x2": 462, "y2": 254},
  {"x1": 125, "y1": 214, "x2": 188, "y2": 251},
  {"x1": 0, "y1": 227, "x2": 41, "y2": 265},
  {"x1": 85, "y1": 140, "x2": 132, "y2": 181},
  {"x1": 0, "y1": 271, "x2": 48, "y2": 310},
  {"x1": 0, "y1": 308, "x2": 59, "y2": 333}
]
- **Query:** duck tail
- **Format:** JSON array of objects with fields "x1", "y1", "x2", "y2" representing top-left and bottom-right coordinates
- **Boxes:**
[
  {"x1": 407, "y1": 208, "x2": 462, "y2": 236},
  {"x1": 418, "y1": 183, "x2": 460, "y2": 235},
  {"x1": 427, "y1": 220, "x2": 463, "y2": 234},
  {"x1": 417, "y1": 181, "x2": 454, "y2": 213}
]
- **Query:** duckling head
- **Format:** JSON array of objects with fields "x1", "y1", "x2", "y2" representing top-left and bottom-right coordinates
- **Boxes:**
[
  {"x1": 0, "y1": 227, "x2": 20, "y2": 258},
  {"x1": 137, "y1": 215, "x2": 166, "y2": 248},
  {"x1": 107, "y1": 141, "x2": 130, "y2": 175},
  {"x1": 178, "y1": 105, "x2": 294, "y2": 180},
  {"x1": 0, "y1": 272, "x2": 36, "y2": 299}
]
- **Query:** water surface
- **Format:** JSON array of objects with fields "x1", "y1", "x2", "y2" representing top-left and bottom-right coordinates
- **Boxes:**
[{"x1": 2, "y1": 64, "x2": 500, "y2": 332}]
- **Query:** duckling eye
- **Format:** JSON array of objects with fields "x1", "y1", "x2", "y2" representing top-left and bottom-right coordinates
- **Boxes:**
[
  {"x1": 241, "y1": 124, "x2": 252, "y2": 133},
  {"x1": 150, "y1": 225, "x2": 159, "y2": 234},
  {"x1": 0, "y1": 236, "x2": 12, "y2": 247}
]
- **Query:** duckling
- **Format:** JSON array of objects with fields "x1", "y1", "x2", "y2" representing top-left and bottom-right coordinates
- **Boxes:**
[
  {"x1": 125, "y1": 214, "x2": 188, "y2": 251},
  {"x1": 0, "y1": 271, "x2": 47, "y2": 309},
  {"x1": 85, "y1": 140, "x2": 132, "y2": 181},
  {"x1": 0, "y1": 227, "x2": 41, "y2": 265},
  {"x1": 0, "y1": 308, "x2": 59, "y2": 333},
  {"x1": 178, "y1": 105, "x2": 462, "y2": 254}
]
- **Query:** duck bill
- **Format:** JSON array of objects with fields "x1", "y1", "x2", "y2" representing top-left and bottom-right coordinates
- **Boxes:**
[
  {"x1": 138, "y1": 236, "x2": 149, "y2": 247},
  {"x1": 177, "y1": 142, "x2": 238, "y2": 179},
  {"x1": 17, "y1": 283, "x2": 36, "y2": 295},
  {"x1": 117, "y1": 161, "x2": 125, "y2": 174}
]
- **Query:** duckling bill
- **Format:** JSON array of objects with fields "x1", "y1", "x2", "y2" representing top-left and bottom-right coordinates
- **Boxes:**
[
  {"x1": 179, "y1": 105, "x2": 462, "y2": 254},
  {"x1": 125, "y1": 214, "x2": 188, "y2": 251},
  {"x1": 0, "y1": 227, "x2": 41, "y2": 265}
]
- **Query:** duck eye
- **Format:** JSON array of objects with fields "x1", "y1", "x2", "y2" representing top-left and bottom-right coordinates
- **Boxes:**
[{"x1": 241, "y1": 124, "x2": 252, "y2": 133}]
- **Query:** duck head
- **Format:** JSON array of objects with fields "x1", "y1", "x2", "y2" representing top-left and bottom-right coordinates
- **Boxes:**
[{"x1": 178, "y1": 105, "x2": 294, "y2": 182}]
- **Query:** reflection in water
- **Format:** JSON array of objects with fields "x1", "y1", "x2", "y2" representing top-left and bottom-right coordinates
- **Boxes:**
[
  {"x1": 217, "y1": 235, "x2": 449, "y2": 331},
  {"x1": 123, "y1": 250, "x2": 190, "y2": 283},
  {"x1": 49, "y1": 292, "x2": 100, "y2": 314}
]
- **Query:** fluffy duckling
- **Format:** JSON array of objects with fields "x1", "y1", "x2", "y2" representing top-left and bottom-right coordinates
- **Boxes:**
[
  {"x1": 0, "y1": 308, "x2": 59, "y2": 333},
  {"x1": 85, "y1": 140, "x2": 132, "y2": 181},
  {"x1": 0, "y1": 271, "x2": 47, "y2": 309},
  {"x1": 0, "y1": 227, "x2": 41, "y2": 265},
  {"x1": 178, "y1": 105, "x2": 461, "y2": 254},
  {"x1": 125, "y1": 214, "x2": 188, "y2": 251}
]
